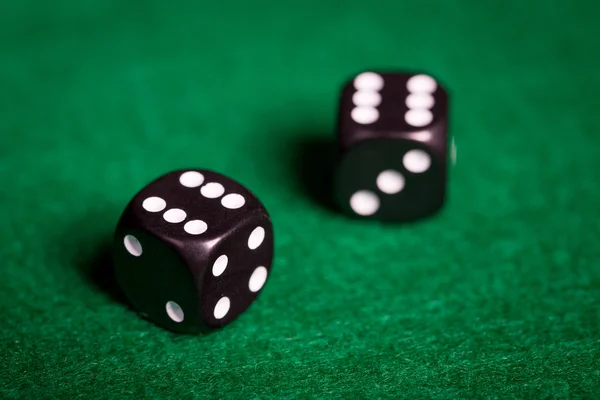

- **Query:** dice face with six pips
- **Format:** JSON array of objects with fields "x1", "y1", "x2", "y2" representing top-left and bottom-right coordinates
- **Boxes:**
[
  {"x1": 334, "y1": 71, "x2": 451, "y2": 222},
  {"x1": 112, "y1": 169, "x2": 274, "y2": 334}
]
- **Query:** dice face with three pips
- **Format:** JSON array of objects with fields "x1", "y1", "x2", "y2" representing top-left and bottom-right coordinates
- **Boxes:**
[
  {"x1": 335, "y1": 71, "x2": 452, "y2": 222},
  {"x1": 112, "y1": 169, "x2": 274, "y2": 334}
]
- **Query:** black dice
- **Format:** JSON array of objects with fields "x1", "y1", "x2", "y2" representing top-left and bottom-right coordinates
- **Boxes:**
[
  {"x1": 334, "y1": 71, "x2": 451, "y2": 222},
  {"x1": 112, "y1": 169, "x2": 274, "y2": 334}
]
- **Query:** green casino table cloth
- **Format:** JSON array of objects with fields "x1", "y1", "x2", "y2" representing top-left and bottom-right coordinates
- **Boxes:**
[{"x1": 1, "y1": 1, "x2": 599, "y2": 398}]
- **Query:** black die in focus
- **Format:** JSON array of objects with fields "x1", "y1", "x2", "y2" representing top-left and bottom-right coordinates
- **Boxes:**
[
  {"x1": 112, "y1": 169, "x2": 274, "y2": 334},
  {"x1": 334, "y1": 71, "x2": 452, "y2": 222}
]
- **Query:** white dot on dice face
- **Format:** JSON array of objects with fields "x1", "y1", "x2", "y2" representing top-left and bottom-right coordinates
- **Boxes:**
[
  {"x1": 214, "y1": 297, "x2": 230, "y2": 319},
  {"x1": 353, "y1": 72, "x2": 384, "y2": 91},
  {"x1": 212, "y1": 255, "x2": 228, "y2": 277},
  {"x1": 406, "y1": 74, "x2": 438, "y2": 93},
  {"x1": 349, "y1": 190, "x2": 380, "y2": 216},
  {"x1": 142, "y1": 196, "x2": 166, "y2": 212},
  {"x1": 165, "y1": 301, "x2": 184, "y2": 322},
  {"x1": 404, "y1": 109, "x2": 433, "y2": 127},
  {"x1": 405, "y1": 93, "x2": 435, "y2": 109},
  {"x1": 352, "y1": 90, "x2": 382, "y2": 107},
  {"x1": 200, "y1": 182, "x2": 225, "y2": 198},
  {"x1": 221, "y1": 193, "x2": 245, "y2": 209},
  {"x1": 351, "y1": 107, "x2": 379, "y2": 124},
  {"x1": 376, "y1": 170, "x2": 405, "y2": 194},
  {"x1": 163, "y1": 208, "x2": 186, "y2": 223},
  {"x1": 123, "y1": 235, "x2": 142, "y2": 256},
  {"x1": 249, "y1": 266, "x2": 268, "y2": 292},
  {"x1": 184, "y1": 220, "x2": 207, "y2": 235},
  {"x1": 248, "y1": 226, "x2": 265, "y2": 250},
  {"x1": 179, "y1": 171, "x2": 205, "y2": 188},
  {"x1": 411, "y1": 130, "x2": 433, "y2": 142},
  {"x1": 403, "y1": 149, "x2": 432, "y2": 173}
]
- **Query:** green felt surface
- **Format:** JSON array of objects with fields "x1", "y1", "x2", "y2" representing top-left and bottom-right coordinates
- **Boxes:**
[{"x1": 1, "y1": 0, "x2": 599, "y2": 398}]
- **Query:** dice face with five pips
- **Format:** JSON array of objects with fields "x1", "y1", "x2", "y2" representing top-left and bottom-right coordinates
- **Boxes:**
[
  {"x1": 112, "y1": 169, "x2": 274, "y2": 334},
  {"x1": 335, "y1": 71, "x2": 451, "y2": 222}
]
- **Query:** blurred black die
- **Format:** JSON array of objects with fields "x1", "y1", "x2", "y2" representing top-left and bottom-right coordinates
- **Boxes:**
[{"x1": 335, "y1": 71, "x2": 453, "y2": 222}]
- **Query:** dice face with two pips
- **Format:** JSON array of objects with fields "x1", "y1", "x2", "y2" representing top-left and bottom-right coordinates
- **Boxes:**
[
  {"x1": 112, "y1": 169, "x2": 273, "y2": 334},
  {"x1": 335, "y1": 71, "x2": 452, "y2": 222}
]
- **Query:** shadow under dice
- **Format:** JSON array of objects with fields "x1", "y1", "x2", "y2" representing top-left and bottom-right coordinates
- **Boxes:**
[
  {"x1": 112, "y1": 169, "x2": 274, "y2": 334},
  {"x1": 335, "y1": 71, "x2": 451, "y2": 222}
]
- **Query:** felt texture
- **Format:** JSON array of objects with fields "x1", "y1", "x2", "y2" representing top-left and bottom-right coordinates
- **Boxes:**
[{"x1": 1, "y1": 0, "x2": 599, "y2": 398}]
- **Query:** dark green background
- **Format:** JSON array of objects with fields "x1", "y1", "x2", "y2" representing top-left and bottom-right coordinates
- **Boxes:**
[{"x1": 1, "y1": 0, "x2": 599, "y2": 398}]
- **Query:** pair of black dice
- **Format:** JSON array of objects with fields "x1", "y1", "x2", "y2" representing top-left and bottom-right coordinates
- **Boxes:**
[{"x1": 112, "y1": 70, "x2": 451, "y2": 334}]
